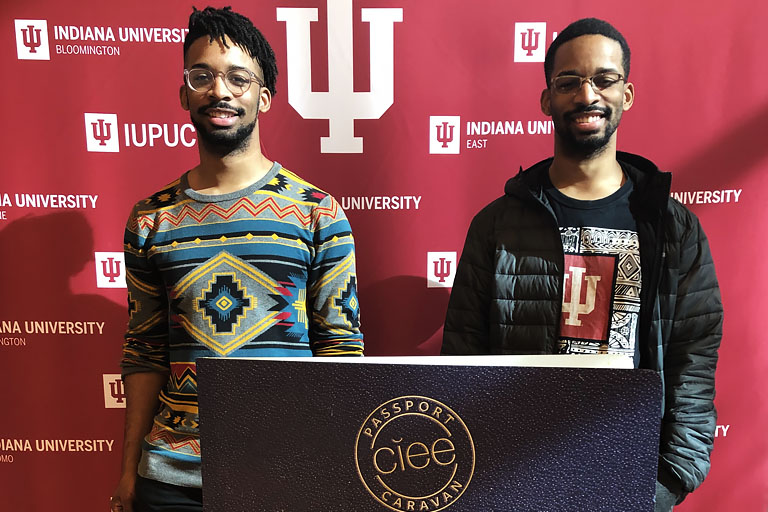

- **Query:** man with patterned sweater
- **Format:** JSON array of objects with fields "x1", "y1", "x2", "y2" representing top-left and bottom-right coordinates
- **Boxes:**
[
  {"x1": 442, "y1": 19, "x2": 722, "y2": 511},
  {"x1": 111, "y1": 7, "x2": 362, "y2": 512}
]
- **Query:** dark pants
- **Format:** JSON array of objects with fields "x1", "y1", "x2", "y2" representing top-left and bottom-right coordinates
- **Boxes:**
[{"x1": 134, "y1": 475, "x2": 203, "y2": 512}]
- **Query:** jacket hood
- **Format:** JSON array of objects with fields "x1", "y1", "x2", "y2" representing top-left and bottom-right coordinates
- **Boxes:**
[{"x1": 504, "y1": 151, "x2": 672, "y2": 210}]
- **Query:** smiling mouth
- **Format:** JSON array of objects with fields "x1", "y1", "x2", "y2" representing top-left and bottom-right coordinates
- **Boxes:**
[
  {"x1": 571, "y1": 113, "x2": 604, "y2": 123},
  {"x1": 206, "y1": 109, "x2": 238, "y2": 118}
]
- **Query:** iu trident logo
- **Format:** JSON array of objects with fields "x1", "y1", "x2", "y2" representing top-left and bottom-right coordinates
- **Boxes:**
[
  {"x1": 513, "y1": 22, "x2": 547, "y2": 63},
  {"x1": 14, "y1": 19, "x2": 50, "y2": 60},
  {"x1": 84, "y1": 113, "x2": 120, "y2": 152},
  {"x1": 436, "y1": 123, "x2": 454, "y2": 148},
  {"x1": 560, "y1": 254, "x2": 614, "y2": 340},
  {"x1": 103, "y1": 374, "x2": 126, "y2": 409},
  {"x1": 520, "y1": 28, "x2": 539, "y2": 56},
  {"x1": 429, "y1": 116, "x2": 460, "y2": 154},
  {"x1": 21, "y1": 25, "x2": 42, "y2": 52},
  {"x1": 427, "y1": 252, "x2": 457, "y2": 288},
  {"x1": 92, "y1": 119, "x2": 112, "y2": 146},
  {"x1": 95, "y1": 252, "x2": 127, "y2": 288},
  {"x1": 277, "y1": 0, "x2": 403, "y2": 153}
]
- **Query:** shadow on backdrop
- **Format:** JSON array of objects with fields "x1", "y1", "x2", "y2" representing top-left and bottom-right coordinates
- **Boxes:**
[
  {"x1": 0, "y1": 211, "x2": 125, "y2": 355},
  {"x1": 0, "y1": 213, "x2": 128, "y2": 512}
]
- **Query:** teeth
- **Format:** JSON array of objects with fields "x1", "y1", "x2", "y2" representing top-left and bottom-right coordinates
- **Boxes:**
[
  {"x1": 574, "y1": 115, "x2": 602, "y2": 123},
  {"x1": 209, "y1": 111, "x2": 234, "y2": 118}
]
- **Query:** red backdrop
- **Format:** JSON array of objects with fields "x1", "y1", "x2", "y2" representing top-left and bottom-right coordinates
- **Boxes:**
[{"x1": 1, "y1": 1, "x2": 766, "y2": 510}]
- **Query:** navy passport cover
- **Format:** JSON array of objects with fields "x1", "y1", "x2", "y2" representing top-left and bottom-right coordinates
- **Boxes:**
[{"x1": 197, "y1": 359, "x2": 661, "y2": 512}]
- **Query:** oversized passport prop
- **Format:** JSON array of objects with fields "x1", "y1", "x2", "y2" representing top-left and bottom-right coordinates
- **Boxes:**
[{"x1": 197, "y1": 356, "x2": 661, "y2": 511}]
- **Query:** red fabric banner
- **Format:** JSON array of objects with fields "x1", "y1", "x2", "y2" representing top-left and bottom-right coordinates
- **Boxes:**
[{"x1": 1, "y1": 1, "x2": 765, "y2": 509}]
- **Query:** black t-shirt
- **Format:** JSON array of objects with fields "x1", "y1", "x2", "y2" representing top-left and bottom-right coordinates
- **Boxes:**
[{"x1": 544, "y1": 169, "x2": 641, "y2": 367}]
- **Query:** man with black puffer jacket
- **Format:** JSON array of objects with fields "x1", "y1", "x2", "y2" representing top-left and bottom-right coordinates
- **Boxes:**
[{"x1": 442, "y1": 18, "x2": 722, "y2": 512}]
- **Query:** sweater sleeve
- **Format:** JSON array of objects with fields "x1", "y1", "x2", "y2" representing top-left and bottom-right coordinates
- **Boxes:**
[
  {"x1": 121, "y1": 205, "x2": 171, "y2": 376},
  {"x1": 307, "y1": 195, "x2": 363, "y2": 356},
  {"x1": 659, "y1": 208, "x2": 723, "y2": 494},
  {"x1": 441, "y1": 209, "x2": 494, "y2": 355}
]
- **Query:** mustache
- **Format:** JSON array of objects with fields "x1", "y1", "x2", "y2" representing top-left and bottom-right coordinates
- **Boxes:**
[
  {"x1": 566, "y1": 105, "x2": 610, "y2": 119},
  {"x1": 197, "y1": 102, "x2": 245, "y2": 116}
]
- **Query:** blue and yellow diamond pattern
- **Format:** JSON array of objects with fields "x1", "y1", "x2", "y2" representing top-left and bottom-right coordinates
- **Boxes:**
[{"x1": 173, "y1": 251, "x2": 284, "y2": 355}]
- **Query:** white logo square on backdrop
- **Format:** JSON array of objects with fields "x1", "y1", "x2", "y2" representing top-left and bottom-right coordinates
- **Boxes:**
[
  {"x1": 84, "y1": 113, "x2": 119, "y2": 152},
  {"x1": 95, "y1": 252, "x2": 126, "y2": 288},
  {"x1": 514, "y1": 22, "x2": 547, "y2": 62},
  {"x1": 427, "y1": 251, "x2": 457, "y2": 288},
  {"x1": 15, "y1": 19, "x2": 50, "y2": 60},
  {"x1": 429, "y1": 116, "x2": 461, "y2": 154}
]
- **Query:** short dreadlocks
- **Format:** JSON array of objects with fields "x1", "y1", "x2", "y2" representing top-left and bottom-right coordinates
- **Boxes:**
[{"x1": 184, "y1": 6, "x2": 278, "y2": 95}]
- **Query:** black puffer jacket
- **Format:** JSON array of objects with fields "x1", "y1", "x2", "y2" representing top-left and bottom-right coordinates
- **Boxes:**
[{"x1": 443, "y1": 151, "x2": 723, "y2": 496}]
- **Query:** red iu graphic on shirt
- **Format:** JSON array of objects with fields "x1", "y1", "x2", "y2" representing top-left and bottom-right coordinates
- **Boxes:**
[{"x1": 560, "y1": 253, "x2": 618, "y2": 341}]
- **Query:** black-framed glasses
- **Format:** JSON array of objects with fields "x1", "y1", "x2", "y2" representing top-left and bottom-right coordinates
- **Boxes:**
[
  {"x1": 184, "y1": 68, "x2": 264, "y2": 96},
  {"x1": 550, "y1": 72, "x2": 625, "y2": 95}
]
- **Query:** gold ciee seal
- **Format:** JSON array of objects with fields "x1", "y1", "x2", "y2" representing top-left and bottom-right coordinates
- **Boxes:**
[{"x1": 355, "y1": 395, "x2": 475, "y2": 511}]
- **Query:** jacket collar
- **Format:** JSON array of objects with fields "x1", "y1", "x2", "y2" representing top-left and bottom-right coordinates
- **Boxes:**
[{"x1": 505, "y1": 151, "x2": 672, "y2": 214}]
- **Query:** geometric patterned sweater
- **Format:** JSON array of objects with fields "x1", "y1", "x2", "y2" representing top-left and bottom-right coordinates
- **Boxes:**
[{"x1": 121, "y1": 162, "x2": 363, "y2": 488}]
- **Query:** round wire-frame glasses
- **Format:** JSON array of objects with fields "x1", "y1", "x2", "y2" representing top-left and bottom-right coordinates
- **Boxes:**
[{"x1": 184, "y1": 68, "x2": 264, "y2": 96}]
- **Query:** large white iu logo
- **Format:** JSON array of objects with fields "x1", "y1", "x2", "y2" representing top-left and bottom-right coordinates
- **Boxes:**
[{"x1": 277, "y1": 0, "x2": 403, "y2": 153}]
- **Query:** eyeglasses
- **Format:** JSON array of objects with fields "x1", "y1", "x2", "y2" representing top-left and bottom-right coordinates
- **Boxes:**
[
  {"x1": 184, "y1": 68, "x2": 264, "y2": 96},
  {"x1": 550, "y1": 72, "x2": 625, "y2": 95}
]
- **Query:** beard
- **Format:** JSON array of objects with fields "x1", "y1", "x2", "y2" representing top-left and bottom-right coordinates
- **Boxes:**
[
  {"x1": 554, "y1": 105, "x2": 622, "y2": 158},
  {"x1": 191, "y1": 102, "x2": 257, "y2": 156}
]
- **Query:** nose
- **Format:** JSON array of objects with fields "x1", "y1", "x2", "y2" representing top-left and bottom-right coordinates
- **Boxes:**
[
  {"x1": 573, "y1": 79, "x2": 599, "y2": 105},
  {"x1": 208, "y1": 74, "x2": 232, "y2": 100}
]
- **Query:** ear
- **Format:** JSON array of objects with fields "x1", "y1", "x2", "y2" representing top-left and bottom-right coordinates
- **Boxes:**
[
  {"x1": 258, "y1": 86, "x2": 272, "y2": 114},
  {"x1": 540, "y1": 88, "x2": 552, "y2": 116},
  {"x1": 622, "y1": 81, "x2": 635, "y2": 111},
  {"x1": 180, "y1": 85, "x2": 190, "y2": 111}
]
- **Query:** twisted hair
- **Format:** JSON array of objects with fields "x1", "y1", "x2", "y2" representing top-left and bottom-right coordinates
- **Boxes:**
[
  {"x1": 544, "y1": 18, "x2": 630, "y2": 86},
  {"x1": 184, "y1": 6, "x2": 278, "y2": 95}
]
